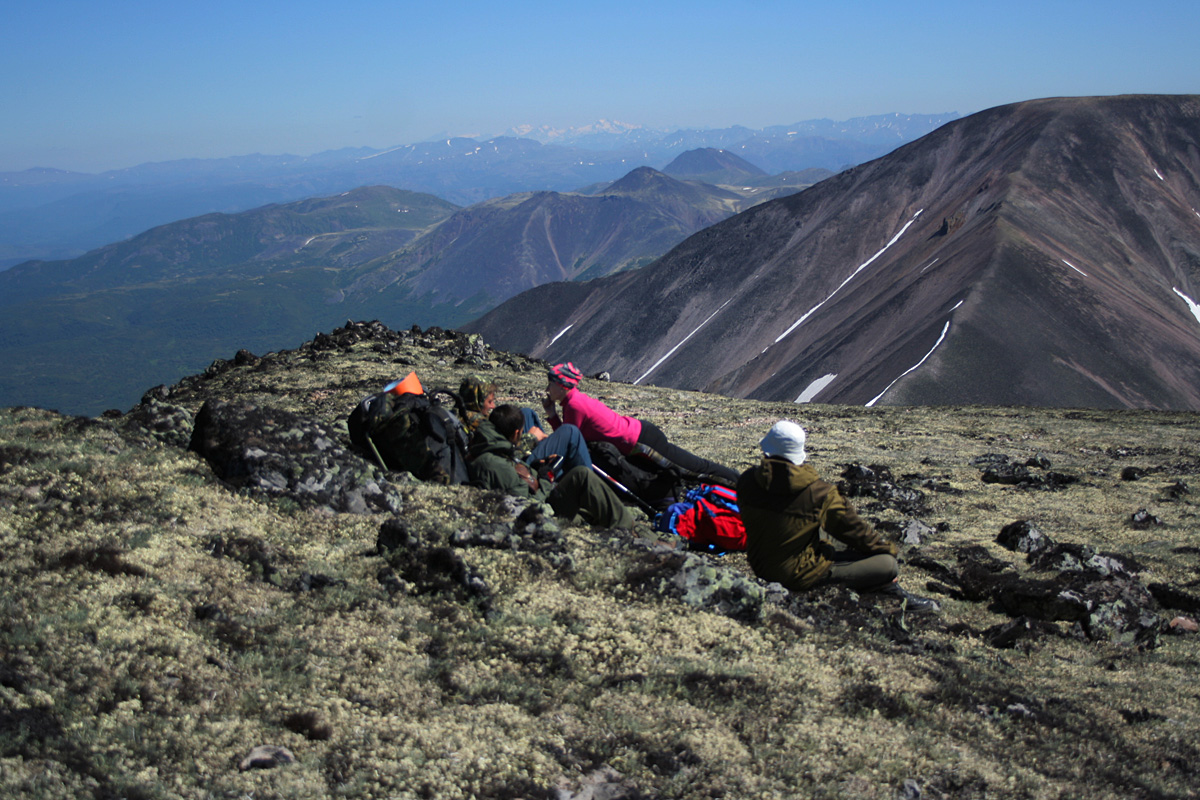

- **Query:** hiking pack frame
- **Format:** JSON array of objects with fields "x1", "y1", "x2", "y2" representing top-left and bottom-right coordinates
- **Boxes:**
[{"x1": 590, "y1": 463, "x2": 657, "y2": 516}]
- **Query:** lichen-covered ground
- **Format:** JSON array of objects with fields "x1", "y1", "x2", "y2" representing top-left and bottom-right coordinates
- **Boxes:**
[{"x1": 2, "y1": 323, "x2": 1198, "y2": 799}]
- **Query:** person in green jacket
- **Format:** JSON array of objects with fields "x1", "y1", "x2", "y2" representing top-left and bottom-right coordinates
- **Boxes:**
[
  {"x1": 458, "y1": 374, "x2": 548, "y2": 444},
  {"x1": 469, "y1": 404, "x2": 633, "y2": 530},
  {"x1": 736, "y1": 420, "x2": 937, "y2": 611}
]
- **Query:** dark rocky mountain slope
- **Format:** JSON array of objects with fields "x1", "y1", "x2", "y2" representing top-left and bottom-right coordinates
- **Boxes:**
[
  {"x1": 2, "y1": 320, "x2": 1199, "y2": 798},
  {"x1": 342, "y1": 167, "x2": 750, "y2": 306},
  {"x1": 467, "y1": 95, "x2": 1200, "y2": 410}
]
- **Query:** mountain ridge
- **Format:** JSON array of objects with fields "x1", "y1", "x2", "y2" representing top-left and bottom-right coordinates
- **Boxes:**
[
  {"x1": 465, "y1": 95, "x2": 1200, "y2": 410},
  {"x1": 0, "y1": 112, "x2": 955, "y2": 267},
  {"x1": 0, "y1": 164, "x2": 810, "y2": 415}
]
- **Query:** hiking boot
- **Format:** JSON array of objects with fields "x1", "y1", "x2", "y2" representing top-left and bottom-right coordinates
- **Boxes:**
[{"x1": 875, "y1": 581, "x2": 940, "y2": 613}]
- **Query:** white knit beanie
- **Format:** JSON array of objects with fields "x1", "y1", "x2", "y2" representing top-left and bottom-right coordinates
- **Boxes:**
[{"x1": 760, "y1": 420, "x2": 807, "y2": 464}]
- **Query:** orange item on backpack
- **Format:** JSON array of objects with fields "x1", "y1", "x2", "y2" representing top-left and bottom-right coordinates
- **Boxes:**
[{"x1": 384, "y1": 372, "x2": 423, "y2": 397}]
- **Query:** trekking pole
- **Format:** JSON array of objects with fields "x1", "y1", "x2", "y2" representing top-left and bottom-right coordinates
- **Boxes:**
[
  {"x1": 365, "y1": 434, "x2": 388, "y2": 472},
  {"x1": 590, "y1": 464, "x2": 656, "y2": 516}
]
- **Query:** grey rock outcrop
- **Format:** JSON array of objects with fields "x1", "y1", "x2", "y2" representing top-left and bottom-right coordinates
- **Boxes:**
[{"x1": 188, "y1": 399, "x2": 402, "y2": 515}]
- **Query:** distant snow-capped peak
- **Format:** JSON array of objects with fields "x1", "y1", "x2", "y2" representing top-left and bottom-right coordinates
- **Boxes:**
[{"x1": 501, "y1": 120, "x2": 647, "y2": 142}]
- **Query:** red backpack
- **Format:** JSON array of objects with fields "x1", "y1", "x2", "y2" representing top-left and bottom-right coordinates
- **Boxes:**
[{"x1": 654, "y1": 484, "x2": 746, "y2": 553}]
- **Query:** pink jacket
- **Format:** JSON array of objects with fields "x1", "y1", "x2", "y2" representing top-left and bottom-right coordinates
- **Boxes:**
[{"x1": 549, "y1": 388, "x2": 642, "y2": 454}]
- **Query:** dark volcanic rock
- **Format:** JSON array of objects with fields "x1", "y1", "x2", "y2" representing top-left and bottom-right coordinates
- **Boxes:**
[
  {"x1": 980, "y1": 457, "x2": 1079, "y2": 490},
  {"x1": 992, "y1": 573, "x2": 1161, "y2": 646},
  {"x1": 376, "y1": 518, "x2": 492, "y2": 611},
  {"x1": 838, "y1": 463, "x2": 929, "y2": 515},
  {"x1": 984, "y1": 616, "x2": 1064, "y2": 649},
  {"x1": 1130, "y1": 508, "x2": 1163, "y2": 529},
  {"x1": 996, "y1": 520, "x2": 1055, "y2": 555},
  {"x1": 623, "y1": 542, "x2": 766, "y2": 622},
  {"x1": 1027, "y1": 543, "x2": 1140, "y2": 577},
  {"x1": 188, "y1": 399, "x2": 402, "y2": 515}
]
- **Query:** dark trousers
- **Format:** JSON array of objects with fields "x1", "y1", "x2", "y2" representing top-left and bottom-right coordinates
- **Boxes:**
[
  {"x1": 827, "y1": 552, "x2": 899, "y2": 590},
  {"x1": 547, "y1": 466, "x2": 634, "y2": 529},
  {"x1": 635, "y1": 420, "x2": 739, "y2": 486}
]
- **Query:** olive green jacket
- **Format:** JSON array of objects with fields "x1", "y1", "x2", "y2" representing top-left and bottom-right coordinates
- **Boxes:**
[
  {"x1": 467, "y1": 420, "x2": 549, "y2": 501},
  {"x1": 736, "y1": 457, "x2": 897, "y2": 591}
]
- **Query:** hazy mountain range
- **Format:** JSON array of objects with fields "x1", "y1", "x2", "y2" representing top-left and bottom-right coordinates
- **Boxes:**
[
  {"x1": 0, "y1": 113, "x2": 956, "y2": 268},
  {"x1": 9, "y1": 97, "x2": 1200, "y2": 416},
  {"x1": 467, "y1": 95, "x2": 1200, "y2": 411},
  {"x1": 0, "y1": 150, "x2": 823, "y2": 415}
]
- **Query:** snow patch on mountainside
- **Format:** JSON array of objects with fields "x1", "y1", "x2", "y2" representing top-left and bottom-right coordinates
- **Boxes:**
[
  {"x1": 1174, "y1": 287, "x2": 1200, "y2": 325},
  {"x1": 796, "y1": 373, "x2": 837, "y2": 403},
  {"x1": 774, "y1": 210, "x2": 923, "y2": 344},
  {"x1": 867, "y1": 321, "x2": 950, "y2": 407},
  {"x1": 549, "y1": 324, "x2": 573, "y2": 346},
  {"x1": 634, "y1": 299, "x2": 733, "y2": 385},
  {"x1": 866, "y1": 300, "x2": 963, "y2": 407}
]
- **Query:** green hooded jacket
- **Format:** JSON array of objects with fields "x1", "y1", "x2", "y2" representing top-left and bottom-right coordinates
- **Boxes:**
[
  {"x1": 736, "y1": 456, "x2": 898, "y2": 591},
  {"x1": 467, "y1": 419, "x2": 549, "y2": 501}
]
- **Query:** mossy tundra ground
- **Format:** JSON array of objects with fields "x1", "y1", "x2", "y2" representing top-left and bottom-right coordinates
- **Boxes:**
[{"x1": 1, "y1": 322, "x2": 1198, "y2": 799}]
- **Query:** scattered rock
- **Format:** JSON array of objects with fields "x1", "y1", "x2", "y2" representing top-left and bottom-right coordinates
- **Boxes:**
[
  {"x1": 949, "y1": 545, "x2": 1019, "y2": 602},
  {"x1": 1147, "y1": 583, "x2": 1200, "y2": 614},
  {"x1": 984, "y1": 616, "x2": 1063, "y2": 649},
  {"x1": 1121, "y1": 466, "x2": 1146, "y2": 481},
  {"x1": 238, "y1": 744, "x2": 295, "y2": 771},
  {"x1": 1026, "y1": 453, "x2": 1053, "y2": 469},
  {"x1": 52, "y1": 545, "x2": 147, "y2": 578},
  {"x1": 554, "y1": 765, "x2": 639, "y2": 800},
  {"x1": 838, "y1": 463, "x2": 929, "y2": 515},
  {"x1": 1027, "y1": 543, "x2": 1139, "y2": 578},
  {"x1": 970, "y1": 453, "x2": 1011, "y2": 470},
  {"x1": 0, "y1": 444, "x2": 42, "y2": 474},
  {"x1": 290, "y1": 573, "x2": 346, "y2": 593},
  {"x1": 1130, "y1": 508, "x2": 1162, "y2": 529},
  {"x1": 193, "y1": 603, "x2": 226, "y2": 622},
  {"x1": 997, "y1": 521, "x2": 1138, "y2": 576},
  {"x1": 976, "y1": 454, "x2": 1078, "y2": 490},
  {"x1": 283, "y1": 710, "x2": 333, "y2": 741},
  {"x1": 877, "y1": 518, "x2": 937, "y2": 545},
  {"x1": 918, "y1": 530, "x2": 1163, "y2": 646},
  {"x1": 122, "y1": 397, "x2": 196, "y2": 448},
  {"x1": 996, "y1": 520, "x2": 1055, "y2": 555},
  {"x1": 452, "y1": 333, "x2": 487, "y2": 366},
  {"x1": 994, "y1": 573, "x2": 1161, "y2": 647},
  {"x1": 376, "y1": 518, "x2": 418, "y2": 553},
  {"x1": 377, "y1": 519, "x2": 492, "y2": 611},
  {"x1": 205, "y1": 535, "x2": 280, "y2": 584},
  {"x1": 189, "y1": 399, "x2": 403, "y2": 515},
  {"x1": 981, "y1": 463, "x2": 1032, "y2": 485},
  {"x1": 624, "y1": 543, "x2": 765, "y2": 622},
  {"x1": 1168, "y1": 616, "x2": 1198, "y2": 634},
  {"x1": 1161, "y1": 481, "x2": 1190, "y2": 499}
]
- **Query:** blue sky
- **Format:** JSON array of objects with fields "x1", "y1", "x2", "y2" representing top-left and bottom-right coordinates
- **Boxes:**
[{"x1": 3, "y1": 0, "x2": 1197, "y2": 173}]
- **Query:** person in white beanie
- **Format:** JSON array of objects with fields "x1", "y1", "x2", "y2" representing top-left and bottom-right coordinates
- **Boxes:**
[{"x1": 736, "y1": 420, "x2": 937, "y2": 611}]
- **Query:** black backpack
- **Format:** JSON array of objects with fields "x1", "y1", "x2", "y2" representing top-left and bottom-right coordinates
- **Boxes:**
[
  {"x1": 587, "y1": 440, "x2": 682, "y2": 512},
  {"x1": 348, "y1": 388, "x2": 470, "y2": 485}
]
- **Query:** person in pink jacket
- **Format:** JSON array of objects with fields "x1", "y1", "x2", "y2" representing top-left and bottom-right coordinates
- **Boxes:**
[{"x1": 542, "y1": 362, "x2": 739, "y2": 487}]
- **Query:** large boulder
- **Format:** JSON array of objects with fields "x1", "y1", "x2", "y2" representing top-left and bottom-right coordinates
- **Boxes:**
[{"x1": 189, "y1": 399, "x2": 402, "y2": 515}]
